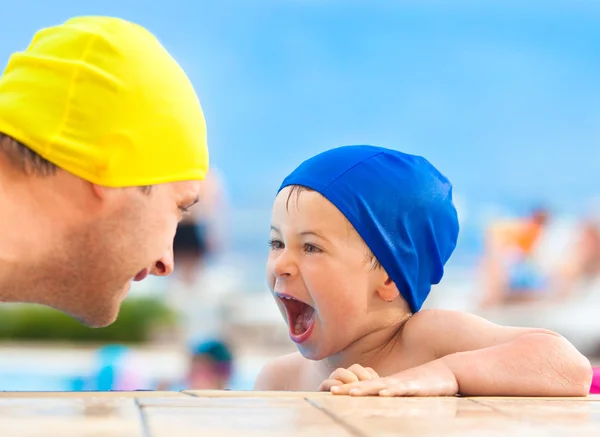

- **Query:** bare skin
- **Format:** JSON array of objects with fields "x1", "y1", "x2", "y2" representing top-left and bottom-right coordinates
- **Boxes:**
[
  {"x1": 254, "y1": 187, "x2": 592, "y2": 397},
  {"x1": 0, "y1": 150, "x2": 202, "y2": 327},
  {"x1": 256, "y1": 309, "x2": 592, "y2": 397}
]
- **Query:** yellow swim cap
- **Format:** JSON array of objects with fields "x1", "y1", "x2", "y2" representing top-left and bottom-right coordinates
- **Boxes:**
[{"x1": 0, "y1": 16, "x2": 208, "y2": 186}]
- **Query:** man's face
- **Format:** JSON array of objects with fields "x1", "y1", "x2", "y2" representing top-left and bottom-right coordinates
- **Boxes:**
[{"x1": 35, "y1": 180, "x2": 202, "y2": 327}]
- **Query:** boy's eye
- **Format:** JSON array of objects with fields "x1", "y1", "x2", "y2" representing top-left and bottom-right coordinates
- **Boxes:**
[
  {"x1": 268, "y1": 239, "x2": 284, "y2": 250},
  {"x1": 304, "y1": 243, "x2": 322, "y2": 253}
]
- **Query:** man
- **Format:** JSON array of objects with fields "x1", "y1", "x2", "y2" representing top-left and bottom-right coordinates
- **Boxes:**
[{"x1": 0, "y1": 16, "x2": 209, "y2": 327}]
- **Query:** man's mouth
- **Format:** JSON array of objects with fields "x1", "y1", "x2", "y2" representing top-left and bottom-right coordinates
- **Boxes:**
[{"x1": 275, "y1": 292, "x2": 316, "y2": 343}]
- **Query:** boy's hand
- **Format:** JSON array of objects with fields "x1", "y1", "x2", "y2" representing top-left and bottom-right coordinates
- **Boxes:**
[
  {"x1": 319, "y1": 364, "x2": 380, "y2": 392},
  {"x1": 329, "y1": 360, "x2": 459, "y2": 397}
]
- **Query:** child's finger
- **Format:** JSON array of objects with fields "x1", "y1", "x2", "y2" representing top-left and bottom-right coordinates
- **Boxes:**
[
  {"x1": 365, "y1": 367, "x2": 379, "y2": 379},
  {"x1": 319, "y1": 378, "x2": 343, "y2": 392},
  {"x1": 328, "y1": 368, "x2": 359, "y2": 384},
  {"x1": 379, "y1": 378, "x2": 441, "y2": 397},
  {"x1": 347, "y1": 364, "x2": 376, "y2": 381},
  {"x1": 330, "y1": 378, "x2": 387, "y2": 396}
]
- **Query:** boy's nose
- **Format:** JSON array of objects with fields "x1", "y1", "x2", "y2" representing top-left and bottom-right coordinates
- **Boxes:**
[{"x1": 272, "y1": 250, "x2": 298, "y2": 278}]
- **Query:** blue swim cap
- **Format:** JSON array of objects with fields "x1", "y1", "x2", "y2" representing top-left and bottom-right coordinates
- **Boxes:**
[
  {"x1": 278, "y1": 145, "x2": 459, "y2": 313},
  {"x1": 191, "y1": 340, "x2": 233, "y2": 362}
]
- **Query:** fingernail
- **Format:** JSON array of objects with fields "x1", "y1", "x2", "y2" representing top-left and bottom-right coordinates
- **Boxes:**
[{"x1": 331, "y1": 386, "x2": 340, "y2": 392}]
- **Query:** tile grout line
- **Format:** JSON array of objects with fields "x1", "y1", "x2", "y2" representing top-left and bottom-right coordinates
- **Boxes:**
[
  {"x1": 466, "y1": 398, "x2": 517, "y2": 418},
  {"x1": 134, "y1": 398, "x2": 153, "y2": 437},
  {"x1": 304, "y1": 397, "x2": 370, "y2": 437},
  {"x1": 467, "y1": 397, "x2": 543, "y2": 427},
  {"x1": 468, "y1": 398, "x2": 597, "y2": 437}
]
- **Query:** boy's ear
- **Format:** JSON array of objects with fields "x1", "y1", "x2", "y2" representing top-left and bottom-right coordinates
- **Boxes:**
[{"x1": 376, "y1": 276, "x2": 400, "y2": 302}]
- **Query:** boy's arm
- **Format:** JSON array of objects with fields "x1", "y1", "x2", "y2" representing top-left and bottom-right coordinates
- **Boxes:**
[
  {"x1": 430, "y1": 310, "x2": 591, "y2": 396},
  {"x1": 331, "y1": 310, "x2": 592, "y2": 397},
  {"x1": 254, "y1": 353, "x2": 303, "y2": 391}
]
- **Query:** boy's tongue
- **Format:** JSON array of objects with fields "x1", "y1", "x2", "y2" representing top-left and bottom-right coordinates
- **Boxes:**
[
  {"x1": 283, "y1": 298, "x2": 315, "y2": 336},
  {"x1": 293, "y1": 304, "x2": 315, "y2": 335}
]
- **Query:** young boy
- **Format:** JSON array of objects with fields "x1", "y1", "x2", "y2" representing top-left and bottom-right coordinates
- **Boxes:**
[{"x1": 254, "y1": 145, "x2": 592, "y2": 397}]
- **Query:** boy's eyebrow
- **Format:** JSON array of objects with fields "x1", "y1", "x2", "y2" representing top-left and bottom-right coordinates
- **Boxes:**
[
  {"x1": 270, "y1": 226, "x2": 330, "y2": 242},
  {"x1": 299, "y1": 230, "x2": 329, "y2": 241}
]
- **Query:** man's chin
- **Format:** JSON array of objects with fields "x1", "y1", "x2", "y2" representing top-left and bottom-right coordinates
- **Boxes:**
[
  {"x1": 58, "y1": 298, "x2": 122, "y2": 328},
  {"x1": 73, "y1": 309, "x2": 120, "y2": 328},
  {"x1": 118, "y1": 281, "x2": 133, "y2": 302}
]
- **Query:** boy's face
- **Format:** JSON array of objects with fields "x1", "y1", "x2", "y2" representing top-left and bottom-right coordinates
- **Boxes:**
[{"x1": 267, "y1": 186, "x2": 391, "y2": 360}]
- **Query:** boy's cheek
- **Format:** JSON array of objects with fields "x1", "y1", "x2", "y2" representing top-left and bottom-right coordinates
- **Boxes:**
[
  {"x1": 265, "y1": 261, "x2": 276, "y2": 284},
  {"x1": 321, "y1": 295, "x2": 358, "y2": 316},
  {"x1": 317, "y1": 301, "x2": 357, "y2": 331},
  {"x1": 265, "y1": 274, "x2": 275, "y2": 290}
]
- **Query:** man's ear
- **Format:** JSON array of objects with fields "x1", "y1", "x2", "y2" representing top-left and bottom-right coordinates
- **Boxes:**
[
  {"x1": 91, "y1": 183, "x2": 106, "y2": 200},
  {"x1": 89, "y1": 183, "x2": 125, "y2": 211},
  {"x1": 90, "y1": 183, "x2": 124, "y2": 201},
  {"x1": 375, "y1": 276, "x2": 400, "y2": 303}
]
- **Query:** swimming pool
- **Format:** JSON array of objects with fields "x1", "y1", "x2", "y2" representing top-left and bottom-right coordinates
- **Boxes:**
[{"x1": 0, "y1": 345, "x2": 260, "y2": 392}]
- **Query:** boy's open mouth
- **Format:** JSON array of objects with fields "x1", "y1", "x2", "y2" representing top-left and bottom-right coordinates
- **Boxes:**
[{"x1": 276, "y1": 293, "x2": 316, "y2": 342}]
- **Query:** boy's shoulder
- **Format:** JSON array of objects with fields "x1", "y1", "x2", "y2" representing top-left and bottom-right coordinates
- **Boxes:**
[
  {"x1": 400, "y1": 309, "x2": 481, "y2": 350},
  {"x1": 401, "y1": 308, "x2": 537, "y2": 358},
  {"x1": 403, "y1": 308, "x2": 463, "y2": 334},
  {"x1": 253, "y1": 352, "x2": 308, "y2": 391},
  {"x1": 266, "y1": 351, "x2": 306, "y2": 371},
  {"x1": 393, "y1": 309, "x2": 465, "y2": 362},
  {"x1": 405, "y1": 308, "x2": 510, "y2": 331}
]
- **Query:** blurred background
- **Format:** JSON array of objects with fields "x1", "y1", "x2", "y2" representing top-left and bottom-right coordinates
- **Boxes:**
[{"x1": 1, "y1": 0, "x2": 600, "y2": 391}]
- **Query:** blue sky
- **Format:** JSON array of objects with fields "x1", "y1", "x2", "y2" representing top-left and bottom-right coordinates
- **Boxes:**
[{"x1": 2, "y1": 0, "x2": 600, "y2": 259}]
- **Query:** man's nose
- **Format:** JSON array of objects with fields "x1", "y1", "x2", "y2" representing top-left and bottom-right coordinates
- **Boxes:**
[{"x1": 150, "y1": 246, "x2": 174, "y2": 277}]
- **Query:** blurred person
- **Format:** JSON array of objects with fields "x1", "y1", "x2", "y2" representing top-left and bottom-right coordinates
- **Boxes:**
[
  {"x1": 480, "y1": 205, "x2": 600, "y2": 308},
  {"x1": 86, "y1": 345, "x2": 146, "y2": 391},
  {"x1": 187, "y1": 340, "x2": 234, "y2": 390},
  {"x1": 0, "y1": 16, "x2": 209, "y2": 328},
  {"x1": 552, "y1": 216, "x2": 600, "y2": 301},
  {"x1": 172, "y1": 168, "x2": 228, "y2": 287},
  {"x1": 479, "y1": 207, "x2": 551, "y2": 308},
  {"x1": 156, "y1": 340, "x2": 234, "y2": 390},
  {"x1": 166, "y1": 168, "x2": 231, "y2": 348}
]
